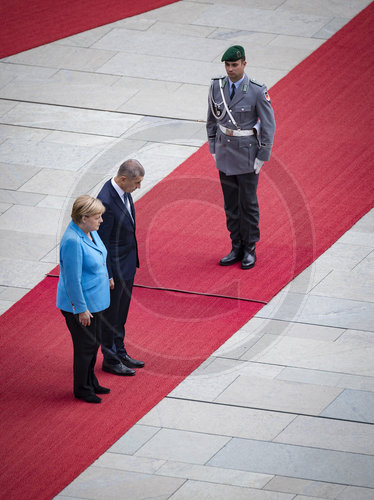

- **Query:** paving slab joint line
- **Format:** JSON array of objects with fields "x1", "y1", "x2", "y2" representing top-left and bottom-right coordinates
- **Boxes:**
[
  {"x1": 254, "y1": 313, "x2": 374, "y2": 333},
  {"x1": 166, "y1": 395, "x2": 374, "y2": 427},
  {"x1": 263, "y1": 477, "x2": 373, "y2": 495},
  {"x1": 351, "y1": 248, "x2": 374, "y2": 270},
  {"x1": 0, "y1": 97, "x2": 206, "y2": 123},
  {"x1": 0, "y1": 117, "x2": 121, "y2": 138},
  {"x1": 244, "y1": 359, "x2": 374, "y2": 381}
]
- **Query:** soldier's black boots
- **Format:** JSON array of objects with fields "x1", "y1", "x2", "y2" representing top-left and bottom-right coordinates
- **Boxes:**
[
  {"x1": 220, "y1": 242, "x2": 256, "y2": 269},
  {"x1": 241, "y1": 243, "x2": 256, "y2": 270},
  {"x1": 219, "y1": 242, "x2": 243, "y2": 266}
]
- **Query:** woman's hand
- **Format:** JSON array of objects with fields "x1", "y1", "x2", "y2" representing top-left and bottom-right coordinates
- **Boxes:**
[{"x1": 79, "y1": 310, "x2": 93, "y2": 327}]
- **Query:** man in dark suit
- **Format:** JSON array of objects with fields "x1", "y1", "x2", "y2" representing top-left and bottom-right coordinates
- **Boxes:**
[{"x1": 97, "y1": 159, "x2": 145, "y2": 376}]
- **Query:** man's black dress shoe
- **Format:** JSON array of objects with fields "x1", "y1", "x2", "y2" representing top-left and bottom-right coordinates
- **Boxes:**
[
  {"x1": 120, "y1": 353, "x2": 145, "y2": 369},
  {"x1": 94, "y1": 385, "x2": 111, "y2": 394},
  {"x1": 241, "y1": 244, "x2": 256, "y2": 270},
  {"x1": 219, "y1": 244, "x2": 243, "y2": 266},
  {"x1": 102, "y1": 361, "x2": 135, "y2": 376},
  {"x1": 75, "y1": 393, "x2": 102, "y2": 403}
]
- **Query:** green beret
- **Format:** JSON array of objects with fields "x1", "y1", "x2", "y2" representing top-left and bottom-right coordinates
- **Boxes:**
[{"x1": 221, "y1": 45, "x2": 245, "y2": 62}]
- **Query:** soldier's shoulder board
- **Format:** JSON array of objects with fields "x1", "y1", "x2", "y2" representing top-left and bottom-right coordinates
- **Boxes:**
[
  {"x1": 250, "y1": 78, "x2": 264, "y2": 87},
  {"x1": 211, "y1": 75, "x2": 226, "y2": 81}
]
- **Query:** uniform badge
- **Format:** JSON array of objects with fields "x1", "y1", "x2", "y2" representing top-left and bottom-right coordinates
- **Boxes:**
[{"x1": 264, "y1": 91, "x2": 271, "y2": 102}]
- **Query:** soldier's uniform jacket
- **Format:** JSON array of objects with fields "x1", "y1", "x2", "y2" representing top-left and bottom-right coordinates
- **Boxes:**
[{"x1": 206, "y1": 74, "x2": 276, "y2": 175}]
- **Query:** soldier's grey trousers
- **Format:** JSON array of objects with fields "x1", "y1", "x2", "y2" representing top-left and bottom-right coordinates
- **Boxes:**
[{"x1": 219, "y1": 170, "x2": 260, "y2": 247}]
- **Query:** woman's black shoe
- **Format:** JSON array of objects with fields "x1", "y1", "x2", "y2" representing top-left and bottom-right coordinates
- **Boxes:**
[
  {"x1": 75, "y1": 394, "x2": 102, "y2": 403},
  {"x1": 94, "y1": 385, "x2": 110, "y2": 394}
]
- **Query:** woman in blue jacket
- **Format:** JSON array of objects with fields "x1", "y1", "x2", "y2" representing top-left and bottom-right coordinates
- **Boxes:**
[{"x1": 57, "y1": 195, "x2": 111, "y2": 403}]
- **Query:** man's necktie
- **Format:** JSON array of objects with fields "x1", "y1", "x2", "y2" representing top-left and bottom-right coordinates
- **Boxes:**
[
  {"x1": 230, "y1": 83, "x2": 236, "y2": 100},
  {"x1": 123, "y1": 193, "x2": 134, "y2": 222}
]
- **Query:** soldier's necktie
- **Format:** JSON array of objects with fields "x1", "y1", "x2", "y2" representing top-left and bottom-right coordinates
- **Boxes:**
[{"x1": 230, "y1": 83, "x2": 236, "y2": 100}]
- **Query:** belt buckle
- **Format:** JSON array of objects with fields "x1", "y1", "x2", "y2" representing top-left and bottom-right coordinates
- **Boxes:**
[{"x1": 226, "y1": 128, "x2": 234, "y2": 136}]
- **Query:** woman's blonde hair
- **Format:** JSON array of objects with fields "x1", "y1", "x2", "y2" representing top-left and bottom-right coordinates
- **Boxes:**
[{"x1": 71, "y1": 195, "x2": 105, "y2": 224}]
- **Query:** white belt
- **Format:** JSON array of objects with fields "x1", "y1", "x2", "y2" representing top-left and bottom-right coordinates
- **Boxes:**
[{"x1": 219, "y1": 124, "x2": 254, "y2": 137}]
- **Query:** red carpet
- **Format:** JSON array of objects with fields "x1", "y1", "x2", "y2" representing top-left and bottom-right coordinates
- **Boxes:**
[
  {"x1": 1, "y1": 2, "x2": 374, "y2": 499},
  {"x1": 0, "y1": 0, "x2": 179, "y2": 59},
  {"x1": 0, "y1": 278, "x2": 261, "y2": 499},
  {"x1": 134, "y1": 2, "x2": 374, "y2": 301}
]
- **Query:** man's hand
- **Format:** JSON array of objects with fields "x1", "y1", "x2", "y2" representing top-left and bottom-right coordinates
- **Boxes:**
[
  {"x1": 109, "y1": 278, "x2": 115, "y2": 290},
  {"x1": 254, "y1": 158, "x2": 264, "y2": 174}
]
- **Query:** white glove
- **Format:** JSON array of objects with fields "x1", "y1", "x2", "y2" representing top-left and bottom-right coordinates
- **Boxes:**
[
  {"x1": 212, "y1": 153, "x2": 216, "y2": 161},
  {"x1": 254, "y1": 158, "x2": 264, "y2": 174}
]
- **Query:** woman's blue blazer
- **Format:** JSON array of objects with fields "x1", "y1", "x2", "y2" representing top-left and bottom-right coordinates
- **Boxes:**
[{"x1": 56, "y1": 221, "x2": 110, "y2": 314}]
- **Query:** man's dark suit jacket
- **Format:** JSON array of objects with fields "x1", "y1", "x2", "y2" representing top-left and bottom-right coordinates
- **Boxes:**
[{"x1": 97, "y1": 179, "x2": 139, "y2": 281}]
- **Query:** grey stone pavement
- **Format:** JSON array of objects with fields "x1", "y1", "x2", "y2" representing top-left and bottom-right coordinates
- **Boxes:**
[{"x1": 1, "y1": 0, "x2": 373, "y2": 499}]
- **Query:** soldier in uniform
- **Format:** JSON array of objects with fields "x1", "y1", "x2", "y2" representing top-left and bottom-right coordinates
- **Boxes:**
[{"x1": 207, "y1": 45, "x2": 276, "y2": 269}]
